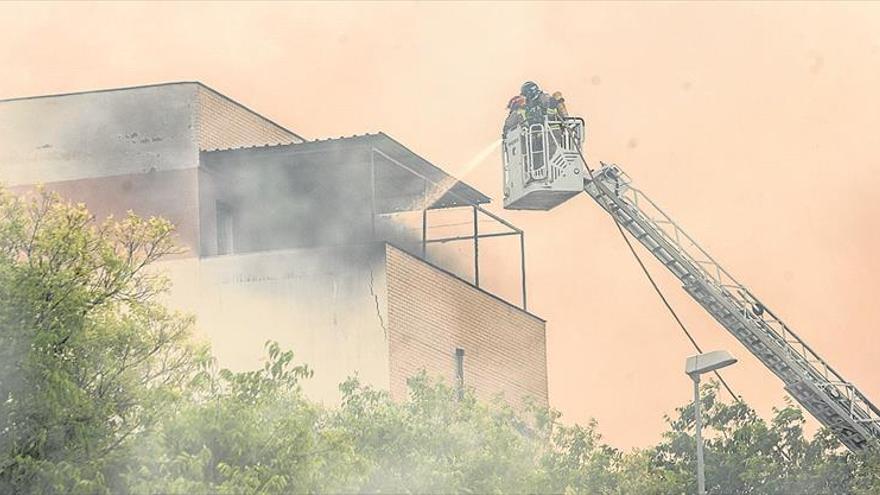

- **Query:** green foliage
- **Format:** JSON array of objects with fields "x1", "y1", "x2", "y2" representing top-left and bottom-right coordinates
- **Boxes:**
[
  {"x1": 631, "y1": 382, "x2": 879, "y2": 494},
  {"x1": 125, "y1": 342, "x2": 325, "y2": 495},
  {"x1": 130, "y1": 360, "x2": 880, "y2": 495},
  {"x1": 328, "y1": 373, "x2": 544, "y2": 493},
  {"x1": 0, "y1": 188, "x2": 207, "y2": 493},
  {"x1": 2, "y1": 186, "x2": 880, "y2": 494},
  {"x1": 128, "y1": 363, "x2": 624, "y2": 494}
]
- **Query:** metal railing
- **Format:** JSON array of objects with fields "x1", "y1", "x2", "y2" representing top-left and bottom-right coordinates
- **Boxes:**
[
  {"x1": 369, "y1": 147, "x2": 529, "y2": 311},
  {"x1": 521, "y1": 117, "x2": 585, "y2": 184}
]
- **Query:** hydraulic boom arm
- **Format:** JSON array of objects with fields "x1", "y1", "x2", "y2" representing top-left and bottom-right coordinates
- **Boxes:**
[{"x1": 583, "y1": 163, "x2": 880, "y2": 452}]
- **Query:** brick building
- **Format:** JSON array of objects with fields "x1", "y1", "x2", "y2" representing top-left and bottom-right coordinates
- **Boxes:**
[{"x1": 0, "y1": 82, "x2": 547, "y2": 407}]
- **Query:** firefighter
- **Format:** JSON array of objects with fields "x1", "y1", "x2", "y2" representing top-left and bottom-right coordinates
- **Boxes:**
[
  {"x1": 503, "y1": 95, "x2": 527, "y2": 135},
  {"x1": 552, "y1": 91, "x2": 569, "y2": 119},
  {"x1": 503, "y1": 82, "x2": 569, "y2": 179},
  {"x1": 520, "y1": 81, "x2": 566, "y2": 124}
]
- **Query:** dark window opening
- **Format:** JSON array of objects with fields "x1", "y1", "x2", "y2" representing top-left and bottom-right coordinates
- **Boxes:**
[
  {"x1": 455, "y1": 348, "x2": 465, "y2": 400},
  {"x1": 216, "y1": 202, "x2": 234, "y2": 255}
]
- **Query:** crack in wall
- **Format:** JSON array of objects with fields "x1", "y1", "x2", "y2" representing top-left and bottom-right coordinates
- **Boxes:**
[{"x1": 368, "y1": 267, "x2": 388, "y2": 339}]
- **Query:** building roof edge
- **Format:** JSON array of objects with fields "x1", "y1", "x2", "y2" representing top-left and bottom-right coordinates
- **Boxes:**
[{"x1": 0, "y1": 81, "x2": 307, "y2": 142}]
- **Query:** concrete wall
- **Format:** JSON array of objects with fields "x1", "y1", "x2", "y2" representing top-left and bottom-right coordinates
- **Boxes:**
[
  {"x1": 0, "y1": 82, "x2": 303, "y2": 257},
  {"x1": 12, "y1": 168, "x2": 202, "y2": 254},
  {"x1": 385, "y1": 244, "x2": 548, "y2": 408},
  {"x1": 0, "y1": 84, "x2": 201, "y2": 186},
  {"x1": 0, "y1": 84, "x2": 203, "y2": 254},
  {"x1": 161, "y1": 242, "x2": 547, "y2": 409},
  {"x1": 197, "y1": 166, "x2": 224, "y2": 256},
  {"x1": 190, "y1": 243, "x2": 391, "y2": 404}
]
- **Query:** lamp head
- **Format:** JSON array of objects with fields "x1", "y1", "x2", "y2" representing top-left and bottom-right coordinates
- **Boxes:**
[{"x1": 686, "y1": 350, "x2": 737, "y2": 378}]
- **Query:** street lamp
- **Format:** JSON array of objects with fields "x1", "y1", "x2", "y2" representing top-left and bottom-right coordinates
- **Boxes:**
[{"x1": 685, "y1": 350, "x2": 737, "y2": 495}]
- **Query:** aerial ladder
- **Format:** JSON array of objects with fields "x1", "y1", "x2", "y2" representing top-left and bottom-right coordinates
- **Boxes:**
[{"x1": 501, "y1": 116, "x2": 880, "y2": 452}]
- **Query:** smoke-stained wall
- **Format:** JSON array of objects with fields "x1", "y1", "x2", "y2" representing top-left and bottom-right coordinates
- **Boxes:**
[
  {"x1": 0, "y1": 84, "x2": 201, "y2": 186},
  {"x1": 1, "y1": 83, "x2": 547, "y2": 409},
  {"x1": 12, "y1": 168, "x2": 203, "y2": 254},
  {"x1": 0, "y1": 82, "x2": 301, "y2": 255}
]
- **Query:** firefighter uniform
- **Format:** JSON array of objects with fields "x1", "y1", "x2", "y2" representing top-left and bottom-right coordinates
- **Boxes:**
[{"x1": 503, "y1": 95, "x2": 527, "y2": 135}]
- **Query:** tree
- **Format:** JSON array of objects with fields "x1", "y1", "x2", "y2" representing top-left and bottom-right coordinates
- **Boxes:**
[
  {"x1": 0, "y1": 188, "x2": 207, "y2": 494},
  {"x1": 627, "y1": 381, "x2": 880, "y2": 495},
  {"x1": 125, "y1": 342, "x2": 330, "y2": 495},
  {"x1": 127, "y1": 357, "x2": 624, "y2": 494},
  {"x1": 3, "y1": 186, "x2": 879, "y2": 494},
  {"x1": 327, "y1": 372, "x2": 547, "y2": 493}
]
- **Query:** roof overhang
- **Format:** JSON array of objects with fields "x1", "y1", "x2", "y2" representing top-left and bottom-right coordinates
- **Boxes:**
[{"x1": 200, "y1": 132, "x2": 490, "y2": 210}]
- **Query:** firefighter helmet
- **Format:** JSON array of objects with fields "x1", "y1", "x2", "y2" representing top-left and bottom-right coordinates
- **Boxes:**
[{"x1": 520, "y1": 81, "x2": 541, "y2": 101}]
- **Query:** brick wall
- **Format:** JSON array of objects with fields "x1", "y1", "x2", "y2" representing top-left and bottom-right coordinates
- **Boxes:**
[
  {"x1": 197, "y1": 85, "x2": 301, "y2": 151},
  {"x1": 385, "y1": 244, "x2": 548, "y2": 408}
]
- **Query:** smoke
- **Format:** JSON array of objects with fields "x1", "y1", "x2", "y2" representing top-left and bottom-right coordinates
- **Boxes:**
[
  {"x1": 0, "y1": 85, "x2": 533, "y2": 491},
  {"x1": 5, "y1": 95, "x2": 519, "y2": 407},
  {"x1": 413, "y1": 138, "x2": 502, "y2": 211}
]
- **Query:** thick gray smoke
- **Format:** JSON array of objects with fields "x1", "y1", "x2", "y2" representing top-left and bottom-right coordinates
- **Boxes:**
[{"x1": 200, "y1": 140, "x2": 477, "y2": 277}]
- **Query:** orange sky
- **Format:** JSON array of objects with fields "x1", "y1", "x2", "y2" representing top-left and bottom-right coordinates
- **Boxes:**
[{"x1": 2, "y1": 1, "x2": 879, "y2": 449}]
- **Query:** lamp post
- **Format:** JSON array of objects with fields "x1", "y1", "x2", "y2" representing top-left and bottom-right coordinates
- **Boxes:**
[{"x1": 685, "y1": 350, "x2": 737, "y2": 495}]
